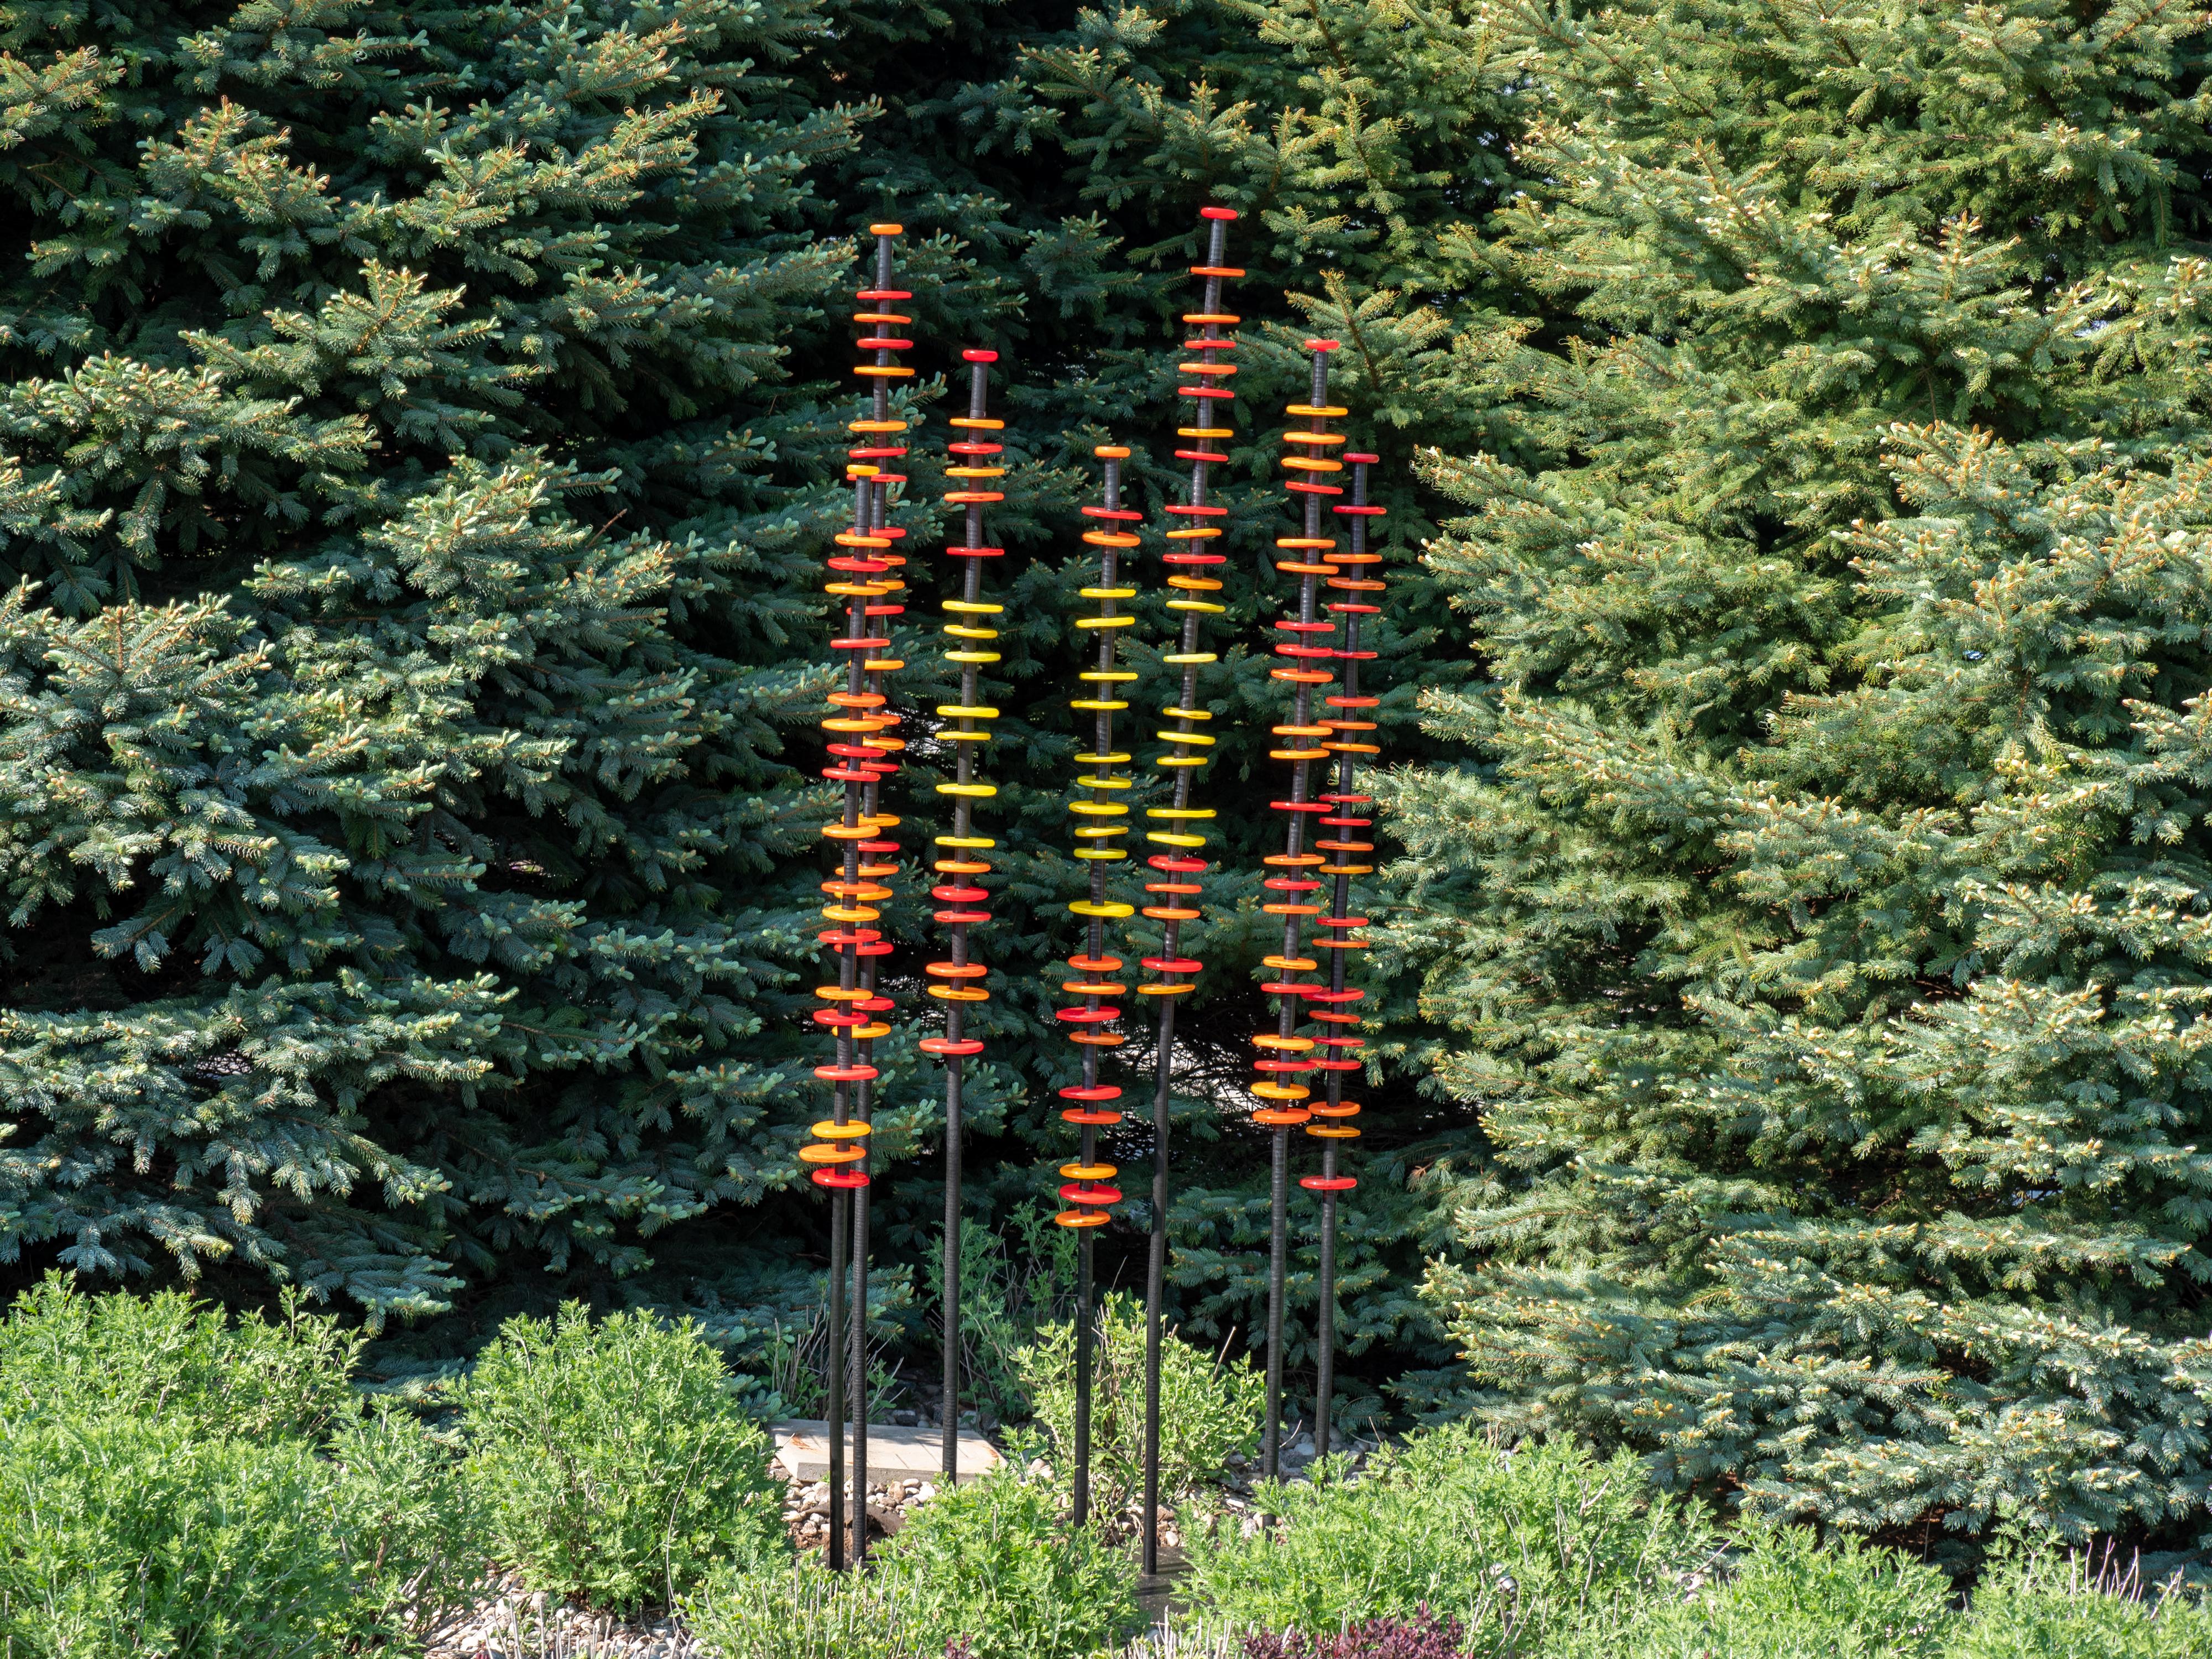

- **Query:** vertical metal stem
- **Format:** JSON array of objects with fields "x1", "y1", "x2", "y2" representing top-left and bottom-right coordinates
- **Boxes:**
[
  {"x1": 1264, "y1": 1128, "x2": 1288, "y2": 1478},
  {"x1": 938, "y1": 352, "x2": 997, "y2": 1486},
  {"x1": 942, "y1": 1065, "x2": 962, "y2": 1477},
  {"x1": 851, "y1": 1055, "x2": 870, "y2": 1562},
  {"x1": 1075, "y1": 1225, "x2": 1095, "y2": 1524},
  {"x1": 1141, "y1": 989, "x2": 1175, "y2": 1574},
  {"x1": 827, "y1": 1185, "x2": 848, "y2": 1572},
  {"x1": 1316, "y1": 1168, "x2": 1338, "y2": 1459}
]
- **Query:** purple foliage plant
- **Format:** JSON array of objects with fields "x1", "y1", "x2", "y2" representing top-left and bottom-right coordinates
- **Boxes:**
[{"x1": 1241, "y1": 1608, "x2": 1471, "y2": 1658}]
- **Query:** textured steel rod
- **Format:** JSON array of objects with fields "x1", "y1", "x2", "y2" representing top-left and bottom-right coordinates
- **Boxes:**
[
  {"x1": 1264, "y1": 1126, "x2": 1289, "y2": 1478},
  {"x1": 1075, "y1": 1223, "x2": 1095, "y2": 1523},
  {"x1": 1141, "y1": 988, "x2": 1176, "y2": 1574},
  {"x1": 827, "y1": 1183, "x2": 848, "y2": 1571}
]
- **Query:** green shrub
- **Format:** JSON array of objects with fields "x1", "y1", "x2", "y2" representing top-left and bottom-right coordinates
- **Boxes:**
[
  {"x1": 457, "y1": 1301, "x2": 785, "y2": 1614},
  {"x1": 0, "y1": 1273, "x2": 360, "y2": 1439},
  {"x1": 0, "y1": 1415, "x2": 353, "y2": 1659},
  {"x1": 1947, "y1": 1550, "x2": 2212, "y2": 1658},
  {"x1": 1563, "y1": 1522, "x2": 1951, "y2": 1659},
  {"x1": 874, "y1": 1464, "x2": 1142, "y2": 1659},
  {"x1": 1184, "y1": 1425, "x2": 1710, "y2": 1653},
  {"x1": 683, "y1": 1555, "x2": 926, "y2": 1659},
  {"x1": 1017, "y1": 1292, "x2": 1261, "y2": 1520},
  {"x1": 326, "y1": 1407, "x2": 492, "y2": 1644}
]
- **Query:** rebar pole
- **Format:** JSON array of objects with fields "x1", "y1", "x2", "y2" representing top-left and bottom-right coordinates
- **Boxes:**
[
  {"x1": 1141, "y1": 984, "x2": 1177, "y2": 1573},
  {"x1": 942, "y1": 1074, "x2": 962, "y2": 1476}
]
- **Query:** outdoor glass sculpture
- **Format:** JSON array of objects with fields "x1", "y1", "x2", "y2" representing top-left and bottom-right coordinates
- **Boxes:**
[
  {"x1": 1308, "y1": 448, "x2": 1386, "y2": 1458},
  {"x1": 1248, "y1": 340, "x2": 1348, "y2": 1479},
  {"x1": 925, "y1": 348, "x2": 1010, "y2": 1482},
  {"x1": 801, "y1": 223, "x2": 911, "y2": 1571},
  {"x1": 1137, "y1": 204, "x2": 1241, "y2": 1569},
  {"x1": 1051, "y1": 442, "x2": 1145, "y2": 1524}
]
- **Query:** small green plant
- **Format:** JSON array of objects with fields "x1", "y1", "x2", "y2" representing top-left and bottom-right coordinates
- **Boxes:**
[
  {"x1": 1945, "y1": 1545, "x2": 2212, "y2": 1658},
  {"x1": 757, "y1": 1312, "x2": 830, "y2": 1417},
  {"x1": 924, "y1": 1206, "x2": 1077, "y2": 1425},
  {"x1": 750, "y1": 1302, "x2": 904, "y2": 1422},
  {"x1": 1017, "y1": 1291, "x2": 1261, "y2": 1521},
  {"x1": 0, "y1": 1273, "x2": 362, "y2": 1440},
  {"x1": 457, "y1": 1302, "x2": 786, "y2": 1615},
  {"x1": 874, "y1": 1464, "x2": 1142, "y2": 1659},
  {"x1": 1185, "y1": 1425, "x2": 1710, "y2": 1654},
  {"x1": 683, "y1": 1554, "x2": 927, "y2": 1658},
  {"x1": 0, "y1": 1415, "x2": 353, "y2": 1659},
  {"x1": 1563, "y1": 1521, "x2": 1950, "y2": 1659}
]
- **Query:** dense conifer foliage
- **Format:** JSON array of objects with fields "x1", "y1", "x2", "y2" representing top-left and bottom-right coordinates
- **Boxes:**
[
  {"x1": 0, "y1": 0, "x2": 1497, "y2": 1408},
  {"x1": 1400, "y1": 0, "x2": 2212, "y2": 1540},
  {"x1": 0, "y1": 0, "x2": 964, "y2": 1327}
]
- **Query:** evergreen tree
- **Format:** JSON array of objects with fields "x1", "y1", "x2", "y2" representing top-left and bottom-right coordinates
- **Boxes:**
[
  {"x1": 1401, "y1": 0, "x2": 2212, "y2": 1540},
  {"x1": 0, "y1": 0, "x2": 984, "y2": 1329},
  {"x1": 0, "y1": 0, "x2": 1513, "y2": 1416}
]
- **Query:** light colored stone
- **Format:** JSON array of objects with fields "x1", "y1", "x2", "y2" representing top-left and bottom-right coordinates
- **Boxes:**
[{"x1": 769, "y1": 1420, "x2": 1000, "y2": 1485}]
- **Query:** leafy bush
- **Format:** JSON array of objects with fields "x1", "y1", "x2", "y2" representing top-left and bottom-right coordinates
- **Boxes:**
[
  {"x1": 458, "y1": 1302, "x2": 784, "y2": 1614},
  {"x1": 0, "y1": 1274, "x2": 361, "y2": 1439},
  {"x1": 1018, "y1": 1292, "x2": 1261, "y2": 1520},
  {"x1": 326, "y1": 1407, "x2": 492, "y2": 1643},
  {"x1": 0, "y1": 1279, "x2": 486, "y2": 1652},
  {"x1": 874, "y1": 1465, "x2": 1142, "y2": 1659},
  {"x1": 1945, "y1": 1549, "x2": 2212, "y2": 1658},
  {"x1": 1560, "y1": 1522, "x2": 1950, "y2": 1659},
  {"x1": 684, "y1": 1556, "x2": 927, "y2": 1659},
  {"x1": 1243, "y1": 1611, "x2": 1472, "y2": 1658},
  {"x1": 0, "y1": 1415, "x2": 353, "y2": 1659},
  {"x1": 1185, "y1": 1426, "x2": 1709, "y2": 1653}
]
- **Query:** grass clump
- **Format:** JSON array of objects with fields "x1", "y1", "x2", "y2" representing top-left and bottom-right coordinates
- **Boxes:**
[
  {"x1": 457, "y1": 1300, "x2": 785, "y2": 1615},
  {"x1": 1185, "y1": 1423, "x2": 1709, "y2": 1653},
  {"x1": 1944, "y1": 1548, "x2": 2212, "y2": 1658},
  {"x1": 1018, "y1": 1292, "x2": 1261, "y2": 1520}
]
